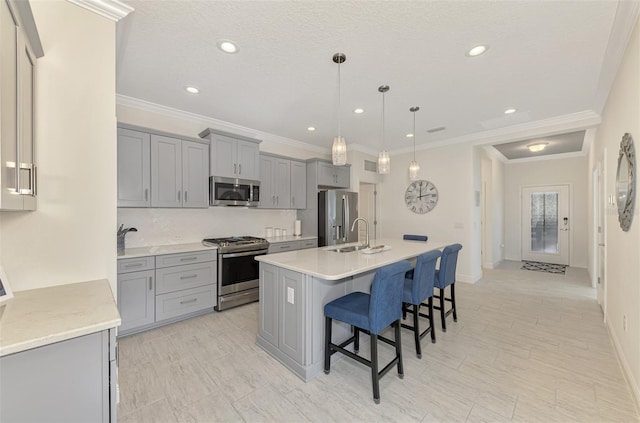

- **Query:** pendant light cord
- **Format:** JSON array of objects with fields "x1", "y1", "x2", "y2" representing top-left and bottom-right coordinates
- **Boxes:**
[
  {"x1": 337, "y1": 60, "x2": 341, "y2": 138},
  {"x1": 382, "y1": 90, "x2": 386, "y2": 150},
  {"x1": 413, "y1": 110, "x2": 416, "y2": 161}
]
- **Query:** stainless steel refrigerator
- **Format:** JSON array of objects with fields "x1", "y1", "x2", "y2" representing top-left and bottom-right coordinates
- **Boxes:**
[{"x1": 318, "y1": 190, "x2": 358, "y2": 247}]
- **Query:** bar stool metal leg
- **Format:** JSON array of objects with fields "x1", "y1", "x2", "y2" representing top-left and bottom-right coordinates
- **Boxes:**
[
  {"x1": 440, "y1": 287, "x2": 447, "y2": 332},
  {"x1": 451, "y1": 283, "x2": 457, "y2": 321},
  {"x1": 370, "y1": 333, "x2": 380, "y2": 404},
  {"x1": 324, "y1": 316, "x2": 332, "y2": 374},
  {"x1": 394, "y1": 320, "x2": 404, "y2": 378},
  {"x1": 412, "y1": 304, "x2": 421, "y2": 358}
]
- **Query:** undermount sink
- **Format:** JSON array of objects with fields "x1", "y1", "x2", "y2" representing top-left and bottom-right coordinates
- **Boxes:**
[{"x1": 328, "y1": 245, "x2": 368, "y2": 253}]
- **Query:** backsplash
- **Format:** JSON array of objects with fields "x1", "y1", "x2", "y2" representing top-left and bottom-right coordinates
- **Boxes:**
[{"x1": 118, "y1": 207, "x2": 298, "y2": 248}]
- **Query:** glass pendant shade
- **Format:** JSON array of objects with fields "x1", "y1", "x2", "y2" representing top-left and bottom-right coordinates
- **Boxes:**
[
  {"x1": 332, "y1": 136, "x2": 347, "y2": 165},
  {"x1": 378, "y1": 150, "x2": 390, "y2": 174},
  {"x1": 408, "y1": 160, "x2": 420, "y2": 180}
]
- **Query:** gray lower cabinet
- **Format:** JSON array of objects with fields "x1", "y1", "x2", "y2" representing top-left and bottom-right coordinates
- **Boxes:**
[
  {"x1": 0, "y1": 329, "x2": 117, "y2": 422},
  {"x1": 117, "y1": 251, "x2": 216, "y2": 336},
  {"x1": 259, "y1": 264, "x2": 304, "y2": 364},
  {"x1": 267, "y1": 238, "x2": 318, "y2": 254}
]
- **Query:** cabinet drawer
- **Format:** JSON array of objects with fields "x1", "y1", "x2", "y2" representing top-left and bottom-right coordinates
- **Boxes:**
[
  {"x1": 155, "y1": 250, "x2": 216, "y2": 268},
  {"x1": 268, "y1": 242, "x2": 298, "y2": 254},
  {"x1": 155, "y1": 285, "x2": 215, "y2": 321},
  {"x1": 117, "y1": 256, "x2": 155, "y2": 274},
  {"x1": 299, "y1": 239, "x2": 318, "y2": 249},
  {"x1": 155, "y1": 261, "x2": 216, "y2": 295}
]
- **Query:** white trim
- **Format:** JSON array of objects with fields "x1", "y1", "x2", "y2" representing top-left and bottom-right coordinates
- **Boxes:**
[
  {"x1": 500, "y1": 150, "x2": 588, "y2": 164},
  {"x1": 457, "y1": 271, "x2": 482, "y2": 284},
  {"x1": 116, "y1": 95, "x2": 328, "y2": 154},
  {"x1": 606, "y1": 318, "x2": 640, "y2": 414},
  {"x1": 67, "y1": 0, "x2": 133, "y2": 21}
]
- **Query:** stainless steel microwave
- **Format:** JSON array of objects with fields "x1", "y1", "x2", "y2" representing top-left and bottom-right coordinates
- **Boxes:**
[{"x1": 210, "y1": 176, "x2": 260, "y2": 207}]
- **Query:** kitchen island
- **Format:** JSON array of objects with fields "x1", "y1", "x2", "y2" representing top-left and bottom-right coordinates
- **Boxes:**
[{"x1": 255, "y1": 238, "x2": 449, "y2": 381}]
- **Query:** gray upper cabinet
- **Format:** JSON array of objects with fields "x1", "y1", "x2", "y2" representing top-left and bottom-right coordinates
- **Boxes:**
[
  {"x1": 118, "y1": 125, "x2": 209, "y2": 209},
  {"x1": 290, "y1": 160, "x2": 306, "y2": 209},
  {"x1": 0, "y1": 0, "x2": 43, "y2": 211},
  {"x1": 117, "y1": 128, "x2": 151, "y2": 207},
  {"x1": 199, "y1": 128, "x2": 261, "y2": 180},
  {"x1": 151, "y1": 135, "x2": 182, "y2": 208},
  {"x1": 317, "y1": 161, "x2": 350, "y2": 188},
  {"x1": 182, "y1": 140, "x2": 209, "y2": 208},
  {"x1": 260, "y1": 154, "x2": 306, "y2": 210}
]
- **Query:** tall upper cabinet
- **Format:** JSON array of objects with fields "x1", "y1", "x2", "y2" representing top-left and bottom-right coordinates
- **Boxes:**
[
  {"x1": 0, "y1": 0, "x2": 44, "y2": 211},
  {"x1": 199, "y1": 128, "x2": 261, "y2": 181}
]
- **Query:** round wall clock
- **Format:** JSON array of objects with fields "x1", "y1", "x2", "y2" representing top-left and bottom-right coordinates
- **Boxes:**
[
  {"x1": 405, "y1": 180, "x2": 438, "y2": 214},
  {"x1": 616, "y1": 133, "x2": 636, "y2": 231}
]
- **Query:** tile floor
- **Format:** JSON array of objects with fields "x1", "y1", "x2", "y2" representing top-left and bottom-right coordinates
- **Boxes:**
[{"x1": 117, "y1": 261, "x2": 639, "y2": 422}]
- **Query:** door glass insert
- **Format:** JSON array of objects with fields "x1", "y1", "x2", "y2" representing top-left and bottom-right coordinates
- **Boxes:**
[{"x1": 530, "y1": 192, "x2": 558, "y2": 253}]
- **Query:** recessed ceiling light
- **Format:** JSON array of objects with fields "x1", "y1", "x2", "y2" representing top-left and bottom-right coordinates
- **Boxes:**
[
  {"x1": 504, "y1": 108, "x2": 517, "y2": 114},
  {"x1": 217, "y1": 40, "x2": 239, "y2": 54},
  {"x1": 307, "y1": 126, "x2": 316, "y2": 131},
  {"x1": 185, "y1": 86, "x2": 199, "y2": 94},
  {"x1": 353, "y1": 108, "x2": 364, "y2": 114},
  {"x1": 527, "y1": 142, "x2": 548, "y2": 152},
  {"x1": 406, "y1": 133, "x2": 414, "y2": 138},
  {"x1": 467, "y1": 45, "x2": 488, "y2": 57}
]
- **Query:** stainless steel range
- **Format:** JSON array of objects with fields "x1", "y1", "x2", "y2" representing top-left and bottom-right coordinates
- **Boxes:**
[{"x1": 202, "y1": 236, "x2": 269, "y2": 311}]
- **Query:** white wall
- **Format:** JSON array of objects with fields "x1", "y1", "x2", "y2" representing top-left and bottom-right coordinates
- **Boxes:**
[
  {"x1": 116, "y1": 102, "x2": 323, "y2": 245},
  {"x1": 0, "y1": 1, "x2": 116, "y2": 292},
  {"x1": 503, "y1": 156, "x2": 589, "y2": 267},
  {"x1": 378, "y1": 143, "x2": 482, "y2": 283},
  {"x1": 588, "y1": 15, "x2": 640, "y2": 405}
]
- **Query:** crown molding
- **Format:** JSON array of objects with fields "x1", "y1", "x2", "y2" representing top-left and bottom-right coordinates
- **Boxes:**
[
  {"x1": 116, "y1": 94, "x2": 328, "y2": 154},
  {"x1": 67, "y1": 0, "x2": 133, "y2": 22}
]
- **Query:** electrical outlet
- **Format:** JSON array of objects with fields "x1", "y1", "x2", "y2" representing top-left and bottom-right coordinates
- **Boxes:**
[
  {"x1": 287, "y1": 287, "x2": 294, "y2": 304},
  {"x1": 623, "y1": 314, "x2": 627, "y2": 332}
]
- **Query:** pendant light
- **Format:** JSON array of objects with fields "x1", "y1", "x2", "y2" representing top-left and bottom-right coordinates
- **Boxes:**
[
  {"x1": 331, "y1": 53, "x2": 347, "y2": 166},
  {"x1": 377, "y1": 85, "x2": 390, "y2": 174},
  {"x1": 408, "y1": 106, "x2": 421, "y2": 180}
]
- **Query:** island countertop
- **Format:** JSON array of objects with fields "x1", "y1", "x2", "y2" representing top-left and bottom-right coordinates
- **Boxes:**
[
  {"x1": 255, "y1": 238, "x2": 449, "y2": 280},
  {"x1": 0, "y1": 279, "x2": 121, "y2": 357}
]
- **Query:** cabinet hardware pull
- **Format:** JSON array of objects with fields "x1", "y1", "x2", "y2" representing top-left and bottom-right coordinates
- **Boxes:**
[
  {"x1": 239, "y1": 164, "x2": 241, "y2": 174},
  {"x1": 276, "y1": 196, "x2": 279, "y2": 205},
  {"x1": 178, "y1": 191, "x2": 181, "y2": 202},
  {"x1": 124, "y1": 263, "x2": 143, "y2": 268},
  {"x1": 180, "y1": 298, "x2": 197, "y2": 305},
  {"x1": 234, "y1": 163, "x2": 237, "y2": 174},
  {"x1": 144, "y1": 188, "x2": 149, "y2": 201},
  {"x1": 179, "y1": 257, "x2": 198, "y2": 262},
  {"x1": 180, "y1": 274, "x2": 197, "y2": 280},
  {"x1": 272, "y1": 195, "x2": 275, "y2": 205},
  {"x1": 292, "y1": 196, "x2": 294, "y2": 206},
  {"x1": 149, "y1": 277, "x2": 153, "y2": 290},
  {"x1": 184, "y1": 191, "x2": 188, "y2": 203},
  {"x1": 280, "y1": 245, "x2": 291, "y2": 249}
]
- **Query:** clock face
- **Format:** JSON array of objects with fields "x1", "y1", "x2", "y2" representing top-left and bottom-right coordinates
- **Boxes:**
[{"x1": 405, "y1": 180, "x2": 438, "y2": 214}]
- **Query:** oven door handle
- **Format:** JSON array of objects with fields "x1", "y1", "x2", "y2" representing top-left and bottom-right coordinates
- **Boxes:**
[{"x1": 221, "y1": 249, "x2": 268, "y2": 259}]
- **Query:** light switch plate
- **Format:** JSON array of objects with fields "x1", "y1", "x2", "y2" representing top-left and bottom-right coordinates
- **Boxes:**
[{"x1": 287, "y1": 287, "x2": 294, "y2": 304}]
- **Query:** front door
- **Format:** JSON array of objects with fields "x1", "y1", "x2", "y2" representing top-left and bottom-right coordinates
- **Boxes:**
[{"x1": 522, "y1": 185, "x2": 570, "y2": 265}]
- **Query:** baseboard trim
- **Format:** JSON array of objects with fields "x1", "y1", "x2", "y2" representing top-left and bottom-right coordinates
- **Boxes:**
[
  {"x1": 457, "y1": 271, "x2": 482, "y2": 284},
  {"x1": 483, "y1": 259, "x2": 503, "y2": 270},
  {"x1": 606, "y1": 318, "x2": 640, "y2": 414}
]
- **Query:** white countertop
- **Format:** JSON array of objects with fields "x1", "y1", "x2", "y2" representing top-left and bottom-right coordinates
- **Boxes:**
[
  {"x1": 264, "y1": 235, "x2": 317, "y2": 244},
  {"x1": 0, "y1": 279, "x2": 121, "y2": 357},
  {"x1": 256, "y1": 238, "x2": 450, "y2": 280},
  {"x1": 118, "y1": 242, "x2": 217, "y2": 259}
]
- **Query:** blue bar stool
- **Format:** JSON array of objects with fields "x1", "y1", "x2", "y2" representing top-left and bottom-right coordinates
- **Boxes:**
[
  {"x1": 403, "y1": 234, "x2": 428, "y2": 241},
  {"x1": 323, "y1": 261, "x2": 412, "y2": 404},
  {"x1": 433, "y1": 244, "x2": 463, "y2": 332},
  {"x1": 401, "y1": 249, "x2": 441, "y2": 358}
]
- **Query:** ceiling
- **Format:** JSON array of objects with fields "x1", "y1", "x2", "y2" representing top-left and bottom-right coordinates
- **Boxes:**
[
  {"x1": 115, "y1": 1, "x2": 632, "y2": 156},
  {"x1": 492, "y1": 131, "x2": 586, "y2": 160}
]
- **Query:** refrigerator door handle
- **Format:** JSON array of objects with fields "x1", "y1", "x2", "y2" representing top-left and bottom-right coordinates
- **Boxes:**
[{"x1": 344, "y1": 195, "x2": 350, "y2": 242}]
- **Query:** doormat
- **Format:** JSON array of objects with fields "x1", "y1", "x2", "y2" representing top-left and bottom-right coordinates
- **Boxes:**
[{"x1": 521, "y1": 261, "x2": 567, "y2": 274}]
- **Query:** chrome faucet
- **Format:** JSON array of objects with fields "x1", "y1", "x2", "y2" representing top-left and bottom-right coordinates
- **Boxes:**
[{"x1": 350, "y1": 218, "x2": 369, "y2": 248}]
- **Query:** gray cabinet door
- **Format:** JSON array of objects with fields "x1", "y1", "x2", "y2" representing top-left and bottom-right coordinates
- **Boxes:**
[
  {"x1": 118, "y1": 269, "x2": 155, "y2": 332},
  {"x1": 210, "y1": 134, "x2": 237, "y2": 178},
  {"x1": 182, "y1": 140, "x2": 209, "y2": 208},
  {"x1": 274, "y1": 158, "x2": 291, "y2": 209},
  {"x1": 290, "y1": 160, "x2": 306, "y2": 209},
  {"x1": 237, "y1": 139, "x2": 260, "y2": 180},
  {"x1": 0, "y1": 331, "x2": 111, "y2": 423},
  {"x1": 0, "y1": 0, "x2": 21, "y2": 210},
  {"x1": 335, "y1": 165, "x2": 350, "y2": 188},
  {"x1": 317, "y1": 161, "x2": 335, "y2": 186},
  {"x1": 151, "y1": 134, "x2": 182, "y2": 207},
  {"x1": 117, "y1": 128, "x2": 151, "y2": 207},
  {"x1": 279, "y1": 268, "x2": 304, "y2": 364},
  {"x1": 259, "y1": 155, "x2": 275, "y2": 208},
  {"x1": 259, "y1": 263, "x2": 279, "y2": 347}
]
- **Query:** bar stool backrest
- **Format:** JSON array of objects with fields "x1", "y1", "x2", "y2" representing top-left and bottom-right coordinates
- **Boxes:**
[
  {"x1": 436, "y1": 244, "x2": 463, "y2": 288},
  {"x1": 369, "y1": 261, "x2": 412, "y2": 334}
]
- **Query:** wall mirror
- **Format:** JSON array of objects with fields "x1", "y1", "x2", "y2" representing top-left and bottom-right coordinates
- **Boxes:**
[{"x1": 616, "y1": 133, "x2": 636, "y2": 231}]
